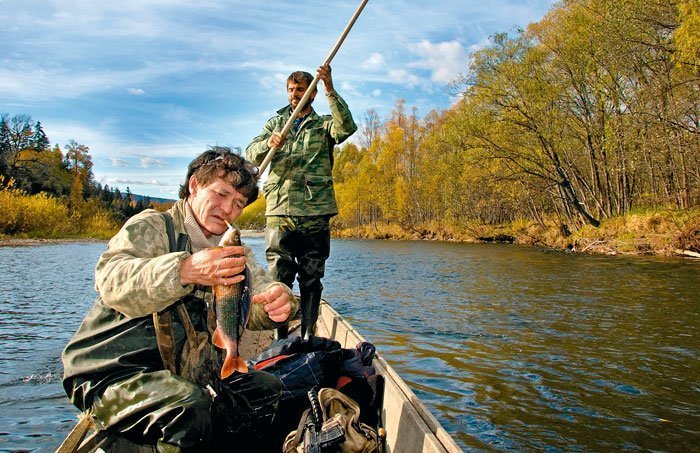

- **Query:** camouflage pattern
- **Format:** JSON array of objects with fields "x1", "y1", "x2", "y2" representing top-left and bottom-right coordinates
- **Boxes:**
[
  {"x1": 245, "y1": 91, "x2": 357, "y2": 216},
  {"x1": 61, "y1": 199, "x2": 297, "y2": 446}
]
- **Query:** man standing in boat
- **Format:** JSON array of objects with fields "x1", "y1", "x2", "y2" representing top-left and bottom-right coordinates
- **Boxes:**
[
  {"x1": 62, "y1": 147, "x2": 298, "y2": 451},
  {"x1": 246, "y1": 64, "x2": 357, "y2": 340}
]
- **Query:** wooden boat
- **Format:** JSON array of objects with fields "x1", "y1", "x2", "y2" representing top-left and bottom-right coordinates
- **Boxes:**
[{"x1": 59, "y1": 300, "x2": 462, "y2": 452}]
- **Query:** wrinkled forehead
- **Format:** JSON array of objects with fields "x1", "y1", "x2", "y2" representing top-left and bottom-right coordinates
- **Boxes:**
[{"x1": 199, "y1": 176, "x2": 247, "y2": 199}]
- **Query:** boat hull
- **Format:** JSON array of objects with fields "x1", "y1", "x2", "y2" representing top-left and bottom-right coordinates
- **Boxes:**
[{"x1": 316, "y1": 301, "x2": 462, "y2": 453}]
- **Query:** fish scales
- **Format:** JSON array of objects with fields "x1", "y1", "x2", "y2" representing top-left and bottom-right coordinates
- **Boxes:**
[{"x1": 212, "y1": 227, "x2": 249, "y2": 378}]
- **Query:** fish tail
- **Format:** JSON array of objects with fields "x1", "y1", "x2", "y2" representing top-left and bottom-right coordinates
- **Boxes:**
[{"x1": 221, "y1": 351, "x2": 249, "y2": 379}]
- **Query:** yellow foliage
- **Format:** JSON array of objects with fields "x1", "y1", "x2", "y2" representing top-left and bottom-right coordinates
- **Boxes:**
[
  {"x1": 0, "y1": 178, "x2": 119, "y2": 238},
  {"x1": 675, "y1": 0, "x2": 700, "y2": 67},
  {"x1": 0, "y1": 181, "x2": 71, "y2": 235},
  {"x1": 81, "y1": 210, "x2": 120, "y2": 239},
  {"x1": 237, "y1": 195, "x2": 266, "y2": 229}
]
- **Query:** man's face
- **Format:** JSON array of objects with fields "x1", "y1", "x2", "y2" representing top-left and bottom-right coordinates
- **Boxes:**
[
  {"x1": 188, "y1": 176, "x2": 248, "y2": 237},
  {"x1": 287, "y1": 79, "x2": 316, "y2": 111}
]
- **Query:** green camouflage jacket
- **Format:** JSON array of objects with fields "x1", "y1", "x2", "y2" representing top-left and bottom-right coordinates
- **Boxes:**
[
  {"x1": 62, "y1": 199, "x2": 296, "y2": 409},
  {"x1": 245, "y1": 91, "x2": 357, "y2": 216}
]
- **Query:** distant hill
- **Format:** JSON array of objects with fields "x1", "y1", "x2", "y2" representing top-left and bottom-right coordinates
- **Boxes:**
[{"x1": 130, "y1": 193, "x2": 176, "y2": 205}]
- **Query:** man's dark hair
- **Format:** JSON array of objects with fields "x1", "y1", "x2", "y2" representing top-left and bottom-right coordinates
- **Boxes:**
[
  {"x1": 179, "y1": 146, "x2": 259, "y2": 205},
  {"x1": 287, "y1": 71, "x2": 316, "y2": 91}
]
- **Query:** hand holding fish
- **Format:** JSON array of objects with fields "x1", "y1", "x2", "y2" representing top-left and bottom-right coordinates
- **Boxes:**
[
  {"x1": 253, "y1": 284, "x2": 292, "y2": 323},
  {"x1": 179, "y1": 246, "x2": 247, "y2": 286}
]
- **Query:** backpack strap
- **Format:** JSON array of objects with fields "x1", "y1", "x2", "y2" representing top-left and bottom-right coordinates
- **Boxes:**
[
  {"x1": 287, "y1": 408, "x2": 312, "y2": 450},
  {"x1": 162, "y1": 211, "x2": 177, "y2": 253}
]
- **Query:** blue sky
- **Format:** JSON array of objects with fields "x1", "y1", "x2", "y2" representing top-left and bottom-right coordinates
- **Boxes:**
[{"x1": 1, "y1": 0, "x2": 555, "y2": 200}]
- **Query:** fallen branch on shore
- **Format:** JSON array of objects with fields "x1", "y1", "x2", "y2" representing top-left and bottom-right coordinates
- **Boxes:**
[{"x1": 674, "y1": 249, "x2": 700, "y2": 259}]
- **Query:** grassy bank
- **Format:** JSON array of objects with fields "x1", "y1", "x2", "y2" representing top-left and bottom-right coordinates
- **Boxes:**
[
  {"x1": 4, "y1": 181, "x2": 697, "y2": 258},
  {"x1": 334, "y1": 208, "x2": 700, "y2": 257}
]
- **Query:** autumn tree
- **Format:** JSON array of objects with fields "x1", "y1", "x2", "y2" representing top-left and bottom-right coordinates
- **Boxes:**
[{"x1": 64, "y1": 140, "x2": 94, "y2": 215}]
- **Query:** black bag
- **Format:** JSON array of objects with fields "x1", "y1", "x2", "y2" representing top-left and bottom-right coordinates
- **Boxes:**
[
  {"x1": 252, "y1": 337, "x2": 345, "y2": 436},
  {"x1": 253, "y1": 337, "x2": 344, "y2": 398}
]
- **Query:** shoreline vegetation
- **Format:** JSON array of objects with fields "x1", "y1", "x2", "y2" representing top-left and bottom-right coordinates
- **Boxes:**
[
  {"x1": 1, "y1": 160, "x2": 697, "y2": 257},
  {"x1": 2, "y1": 209, "x2": 698, "y2": 259},
  {"x1": 333, "y1": 208, "x2": 700, "y2": 258}
]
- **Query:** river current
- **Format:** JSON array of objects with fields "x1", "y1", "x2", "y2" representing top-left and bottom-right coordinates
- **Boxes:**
[{"x1": 0, "y1": 238, "x2": 698, "y2": 451}]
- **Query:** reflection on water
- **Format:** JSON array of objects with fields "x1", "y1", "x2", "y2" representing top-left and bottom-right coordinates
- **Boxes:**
[
  {"x1": 1, "y1": 239, "x2": 698, "y2": 451},
  {"x1": 320, "y1": 240, "x2": 700, "y2": 451}
]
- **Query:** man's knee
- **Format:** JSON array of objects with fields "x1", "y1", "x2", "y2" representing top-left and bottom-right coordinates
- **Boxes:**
[{"x1": 93, "y1": 371, "x2": 213, "y2": 448}]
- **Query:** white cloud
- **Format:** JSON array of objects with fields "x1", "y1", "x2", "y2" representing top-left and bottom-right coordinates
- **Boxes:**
[
  {"x1": 409, "y1": 40, "x2": 467, "y2": 84},
  {"x1": 109, "y1": 178, "x2": 173, "y2": 187},
  {"x1": 372, "y1": 89, "x2": 382, "y2": 97},
  {"x1": 139, "y1": 157, "x2": 166, "y2": 169},
  {"x1": 362, "y1": 53, "x2": 386, "y2": 70},
  {"x1": 127, "y1": 88, "x2": 145, "y2": 96},
  {"x1": 388, "y1": 69, "x2": 420, "y2": 88},
  {"x1": 110, "y1": 157, "x2": 129, "y2": 167}
]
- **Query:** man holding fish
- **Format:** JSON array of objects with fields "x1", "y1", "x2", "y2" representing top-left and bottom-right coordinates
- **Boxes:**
[{"x1": 62, "y1": 147, "x2": 297, "y2": 451}]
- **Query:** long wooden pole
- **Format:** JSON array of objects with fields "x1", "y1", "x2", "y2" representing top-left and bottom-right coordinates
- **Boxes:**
[{"x1": 257, "y1": 0, "x2": 369, "y2": 177}]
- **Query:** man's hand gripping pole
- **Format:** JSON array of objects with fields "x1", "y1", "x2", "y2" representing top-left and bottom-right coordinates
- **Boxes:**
[{"x1": 256, "y1": 0, "x2": 369, "y2": 177}]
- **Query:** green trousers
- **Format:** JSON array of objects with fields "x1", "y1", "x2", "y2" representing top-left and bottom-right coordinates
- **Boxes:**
[{"x1": 265, "y1": 215, "x2": 331, "y2": 338}]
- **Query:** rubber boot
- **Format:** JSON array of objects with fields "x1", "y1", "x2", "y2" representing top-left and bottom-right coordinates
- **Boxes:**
[{"x1": 300, "y1": 289, "x2": 322, "y2": 341}]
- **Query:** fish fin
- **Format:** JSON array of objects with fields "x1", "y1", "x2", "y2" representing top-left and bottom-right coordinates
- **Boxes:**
[
  {"x1": 221, "y1": 355, "x2": 235, "y2": 379},
  {"x1": 220, "y1": 353, "x2": 249, "y2": 379},
  {"x1": 212, "y1": 328, "x2": 224, "y2": 349},
  {"x1": 235, "y1": 355, "x2": 248, "y2": 373}
]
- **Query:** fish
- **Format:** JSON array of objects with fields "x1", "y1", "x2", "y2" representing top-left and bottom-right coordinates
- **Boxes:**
[{"x1": 212, "y1": 223, "x2": 251, "y2": 378}]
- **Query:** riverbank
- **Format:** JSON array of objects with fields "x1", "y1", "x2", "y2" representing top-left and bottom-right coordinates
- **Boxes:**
[
  {"x1": 0, "y1": 229, "x2": 266, "y2": 247},
  {"x1": 334, "y1": 208, "x2": 700, "y2": 258},
  {"x1": 3, "y1": 210, "x2": 698, "y2": 258},
  {"x1": 0, "y1": 237, "x2": 106, "y2": 247}
]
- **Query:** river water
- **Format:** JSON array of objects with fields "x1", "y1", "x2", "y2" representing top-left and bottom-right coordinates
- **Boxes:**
[{"x1": 0, "y1": 238, "x2": 698, "y2": 451}]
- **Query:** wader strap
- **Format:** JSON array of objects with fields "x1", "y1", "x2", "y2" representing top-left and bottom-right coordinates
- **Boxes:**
[
  {"x1": 177, "y1": 303, "x2": 199, "y2": 355},
  {"x1": 152, "y1": 211, "x2": 194, "y2": 374},
  {"x1": 152, "y1": 310, "x2": 177, "y2": 374}
]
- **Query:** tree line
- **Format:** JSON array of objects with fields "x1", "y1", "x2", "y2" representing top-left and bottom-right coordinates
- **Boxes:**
[
  {"x1": 0, "y1": 112, "x2": 152, "y2": 235},
  {"x1": 332, "y1": 0, "x2": 698, "y2": 236}
]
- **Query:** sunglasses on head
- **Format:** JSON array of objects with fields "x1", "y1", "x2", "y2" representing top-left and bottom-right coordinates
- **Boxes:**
[{"x1": 198, "y1": 152, "x2": 259, "y2": 177}]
